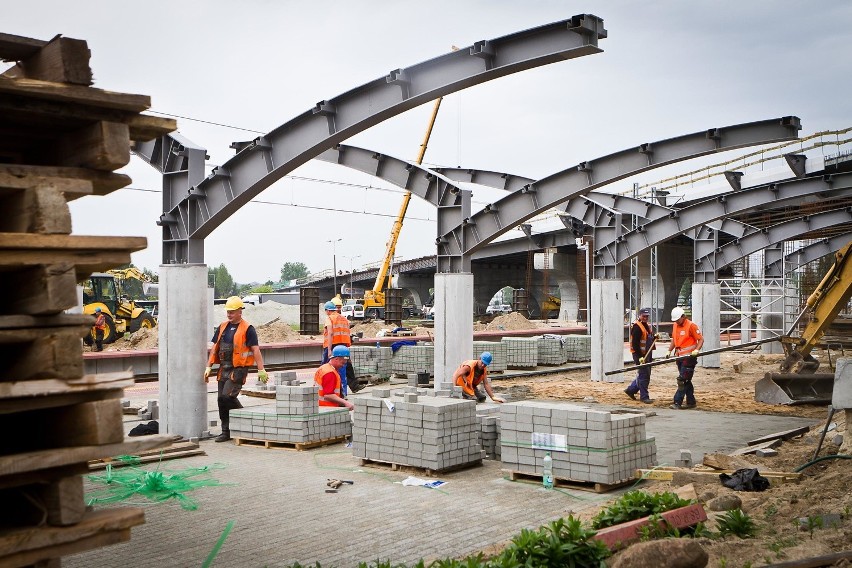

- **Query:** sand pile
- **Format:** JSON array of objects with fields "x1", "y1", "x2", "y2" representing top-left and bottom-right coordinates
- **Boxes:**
[
  {"x1": 213, "y1": 301, "x2": 300, "y2": 326},
  {"x1": 486, "y1": 311, "x2": 539, "y2": 331},
  {"x1": 256, "y1": 319, "x2": 302, "y2": 343}
]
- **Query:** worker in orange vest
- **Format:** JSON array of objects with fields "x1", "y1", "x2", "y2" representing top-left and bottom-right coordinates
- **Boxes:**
[
  {"x1": 323, "y1": 300, "x2": 359, "y2": 394},
  {"x1": 667, "y1": 307, "x2": 704, "y2": 410},
  {"x1": 452, "y1": 352, "x2": 504, "y2": 403},
  {"x1": 624, "y1": 307, "x2": 658, "y2": 404},
  {"x1": 315, "y1": 345, "x2": 354, "y2": 410},
  {"x1": 92, "y1": 307, "x2": 106, "y2": 352}
]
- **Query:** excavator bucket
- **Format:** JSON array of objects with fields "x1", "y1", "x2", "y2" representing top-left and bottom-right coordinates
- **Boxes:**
[{"x1": 754, "y1": 373, "x2": 835, "y2": 405}]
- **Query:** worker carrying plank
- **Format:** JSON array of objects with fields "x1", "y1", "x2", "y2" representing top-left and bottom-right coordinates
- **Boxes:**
[{"x1": 667, "y1": 307, "x2": 704, "y2": 410}]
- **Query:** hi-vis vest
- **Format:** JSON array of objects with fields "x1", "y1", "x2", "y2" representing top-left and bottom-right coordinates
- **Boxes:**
[
  {"x1": 314, "y1": 363, "x2": 341, "y2": 407},
  {"x1": 672, "y1": 318, "x2": 701, "y2": 356},
  {"x1": 454, "y1": 359, "x2": 485, "y2": 397},
  {"x1": 630, "y1": 320, "x2": 650, "y2": 355},
  {"x1": 327, "y1": 313, "x2": 351, "y2": 346},
  {"x1": 208, "y1": 319, "x2": 255, "y2": 367},
  {"x1": 94, "y1": 314, "x2": 106, "y2": 331}
]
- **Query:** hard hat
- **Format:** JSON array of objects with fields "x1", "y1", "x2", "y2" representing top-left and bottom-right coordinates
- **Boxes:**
[
  {"x1": 94, "y1": 307, "x2": 102, "y2": 312},
  {"x1": 331, "y1": 345, "x2": 350, "y2": 358},
  {"x1": 224, "y1": 296, "x2": 244, "y2": 310},
  {"x1": 480, "y1": 351, "x2": 493, "y2": 366},
  {"x1": 331, "y1": 296, "x2": 343, "y2": 306},
  {"x1": 639, "y1": 307, "x2": 651, "y2": 316},
  {"x1": 671, "y1": 307, "x2": 685, "y2": 321},
  {"x1": 324, "y1": 301, "x2": 337, "y2": 311}
]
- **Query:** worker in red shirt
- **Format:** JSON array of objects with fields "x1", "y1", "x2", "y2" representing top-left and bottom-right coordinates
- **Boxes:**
[
  {"x1": 315, "y1": 345, "x2": 354, "y2": 410},
  {"x1": 667, "y1": 307, "x2": 704, "y2": 409}
]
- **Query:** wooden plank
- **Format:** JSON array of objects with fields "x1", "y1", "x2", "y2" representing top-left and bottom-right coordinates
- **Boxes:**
[
  {"x1": 0, "y1": 313, "x2": 93, "y2": 329},
  {"x1": 0, "y1": 329, "x2": 85, "y2": 381},
  {"x1": 0, "y1": 232, "x2": 146, "y2": 253},
  {"x1": 0, "y1": 507, "x2": 143, "y2": 567},
  {"x1": 0, "y1": 386, "x2": 125, "y2": 416},
  {"x1": 0, "y1": 174, "x2": 91, "y2": 194},
  {"x1": 88, "y1": 440, "x2": 200, "y2": 465},
  {"x1": 57, "y1": 121, "x2": 130, "y2": 170},
  {"x1": 43, "y1": 475, "x2": 86, "y2": 526},
  {"x1": 0, "y1": 232, "x2": 145, "y2": 278},
  {"x1": 731, "y1": 439, "x2": 782, "y2": 456},
  {"x1": 760, "y1": 550, "x2": 852, "y2": 568},
  {"x1": 0, "y1": 264, "x2": 79, "y2": 315},
  {"x1": 126, "y1": 114, "x2": 177, "y2": 141},
  {"x1": 0, "y1": 164, "x2": 129, "y2": 198},
  {"x1": 88, "y1": 449, "x2": 206, "y2": 470},
  {"x1": 234, "y1": 435, "x2": 348, "y2": 451},
  {"x1": 0, "y1": 435, "x2": 175, "y2": 478},
  {"x1": 0, "y1": 185, "x2": 74, "y2": 234},
  {"x1": 0, "y1": 76, "x2": 151, "y2": 112},
  {"x1": 700, "y1": 453, "x2": 758, "y2": 471},
  {"x1": 636, "y1": 467, "x2": 801, "y2": 485},
  {"x1": 0, "y1": 32, "x2": 48, "y2": 62},
  {"x1": 747, "y1": 425, "x2": 810, "y2": 446},
  {"x1": 361, "y1": 456, "x2": 482, "y2": 477},
  {"x1": 506, "y1": 469, "x2": 633, "y2": 493},
  {"x1": 0, "y1": 371, "x2": 133, "y2": 401},
  {"x1": 8, "y1": 36, "x2": 92, "y2": 86}
]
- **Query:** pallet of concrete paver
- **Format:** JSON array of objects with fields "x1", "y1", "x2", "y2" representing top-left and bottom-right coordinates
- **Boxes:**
[
  {"x1": 234, "y1": 435, "x2": 348, "y2": 451},
  {"x1": 505, "y1": 469, "x2": 633, "y2": 493},
  {"x1": 359, "y1": 456, "x2": 482, "y2": 477}
]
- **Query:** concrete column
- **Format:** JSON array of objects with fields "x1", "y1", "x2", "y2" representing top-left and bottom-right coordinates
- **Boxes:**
[
  {"x1": 434, "y1": 273, "x2": 473, "y2": 390},
  {"x1": 834, "y1": 358, "x2": 852, "y2": 454},
  {"x1": 591, "y1": 279, "x2": 624, "y2": 383},
  {"x1": 740, "y1": 282, "x2": 753, "y2": 345},
  {"x1": 760, "y1": 282, "x2": 784, "y2": 354},
  {"x1": 159, "y1": 264, "x2": 209, "y2": 439},
  {"x1": 692, "y1": 282, "x2": 720, "y2": 368}
]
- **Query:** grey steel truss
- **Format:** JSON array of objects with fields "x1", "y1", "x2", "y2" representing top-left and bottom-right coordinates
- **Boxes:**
[
  {"x1": 595, "y1": 172, "x2": 852, "y2": 279},
  {"x1": 133, "y1": 14, "x2": 607, "y2": 264},
  {"x1": 763, "y1": 234, "x2": 852, "y2": 275},
  {"x1": 437, "y1": 117, "x2": 802, "y2": 265}
]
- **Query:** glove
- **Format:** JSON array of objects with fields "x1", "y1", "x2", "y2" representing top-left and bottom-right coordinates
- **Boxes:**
[
  {"x1": 203, "y1": 367, "x2": 212, "y2": 383},
  {"x1": 258, "y1": 370, "x2": 269, "y2": 384},
  {"x1": 667, "y1": 349, "x2": 676, "y2": 358},
  {"x1": 691, "y1": 349, "x2": 700, "y2": 357},
  {"x1": 654, "y1": 333, "x2": 661, "y2": 339},
  {"x1": 638, "y1": 357, "x2": 645, "y2": 364}
]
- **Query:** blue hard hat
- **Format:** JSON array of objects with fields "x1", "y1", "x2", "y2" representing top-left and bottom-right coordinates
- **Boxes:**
[
  {"x1": 95, "y1": 307, "x2": 102, "y2": 312},
  {"x1": 480, "y1": 351, "x2": 493, "y2": 366},
  {"x1": 331, "y1": 345, "x2": 350, "y2": 358},
  {"x1": 324, "y1": 301, "x2": 336, "y2": 310}
]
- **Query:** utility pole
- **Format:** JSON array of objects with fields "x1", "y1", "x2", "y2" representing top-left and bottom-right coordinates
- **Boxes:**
[{"x1": 327, "y1": 238, "x2": 342, "y2": 296}]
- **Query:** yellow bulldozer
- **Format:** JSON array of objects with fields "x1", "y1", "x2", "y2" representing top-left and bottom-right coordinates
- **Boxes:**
[{"x1": 82, "y1": 267, "x2": 157, "y2": 345}]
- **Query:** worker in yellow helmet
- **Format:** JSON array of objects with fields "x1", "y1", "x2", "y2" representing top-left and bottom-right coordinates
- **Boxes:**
[{"x1": 203, "y1": 296, "x2": 267, "y2": 442}]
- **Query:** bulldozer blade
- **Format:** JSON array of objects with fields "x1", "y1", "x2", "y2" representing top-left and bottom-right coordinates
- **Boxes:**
[{"x1": 754, "y1": 373, "x2": 835, "y2": 405}]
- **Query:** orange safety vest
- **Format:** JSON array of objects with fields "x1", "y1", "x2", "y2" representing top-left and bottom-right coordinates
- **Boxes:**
[
  {"x1": 314, "y1": 363, "x2": 341, "y2": 407},
  {"x1": 94, "y1": 314, "x2": 106, "y2": 331},
  {"x1": 454, "y1": 359, "x2": 486, "y2": 397},
  {"x1": 672, "y1": 318, "x2": 702, "y2": 356},
  {"x1": 327, "y1": 313, "x2": 351, "y2": 346},
  {"x1": 630, "y1": 320, "x2": 650, "y2": 355},
  {"x1": 208, "y1": 319, "x2": 255, "y2": 367}
]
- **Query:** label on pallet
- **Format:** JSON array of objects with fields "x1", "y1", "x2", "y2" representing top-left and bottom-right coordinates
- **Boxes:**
[{"x1": 531, "y1": 432, "x2": 567, "y2": 452}]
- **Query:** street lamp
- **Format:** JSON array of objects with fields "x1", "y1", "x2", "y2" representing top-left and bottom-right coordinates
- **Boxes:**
[
  {"x1": 343, "y1": 254, "x2": 362, "y2": 299},
  {"x1": 326, "y1": 238, "x2": 342, "y2": 297}
]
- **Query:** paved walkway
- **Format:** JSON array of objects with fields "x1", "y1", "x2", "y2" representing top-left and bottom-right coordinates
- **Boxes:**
[{"x1": 65, "y1": 380, "x2": 817, "y2": 568}]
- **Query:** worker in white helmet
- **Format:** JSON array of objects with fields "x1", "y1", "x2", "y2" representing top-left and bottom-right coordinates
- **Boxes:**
[{"x1": 667, "y1": 306, "x2": 704, "y2": 410}]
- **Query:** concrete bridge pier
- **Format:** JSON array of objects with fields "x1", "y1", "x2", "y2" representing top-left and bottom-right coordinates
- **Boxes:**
[
  {"x1": 692, "y1": 282, "x2": 721, "y2": 368},
  {"x1": 591, "y1": 279, "x2": 625, "y2": 383},
  {"x1": 434, "y1": 273, "x2": 473, "y2": 390}
]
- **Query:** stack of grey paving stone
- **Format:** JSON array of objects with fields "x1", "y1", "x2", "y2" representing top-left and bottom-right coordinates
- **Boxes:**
[
  {"x1": 376, "y1": 346, "x2": 393, "y2": 379},
  {"x1": 392, "y1": 344, "x2": 434, "y2": 376},
  {"x1": 351, "y1": 388, "x2": 482, "y2": 471},
  {"x1": 473, "y1": 340, "x2": 507, "y2": 372},
  {"x1": 564, "y1": 335, "x2": 592, "y2": 362},
  {"x1": 502, "y1": 337, "x2": 538, "y2": 368},
  {"x1": 477, "y1": 406, "x2": 502, "y2": 460},
  {"x1": 229, "y1": 383, "x2": 351, "y2": 443},
  {"x1": 536, "y1": 336, "x2": 568, "y2": 365},
  {"x1": 350, "y1": 346, "x2": 379, "y2": 377},
  {"x1": 499, "y1": 401, "x2": 656, "y2": 485}
]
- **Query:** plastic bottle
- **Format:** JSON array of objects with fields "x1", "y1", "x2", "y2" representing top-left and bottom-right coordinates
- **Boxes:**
[{"x1": 542, "y1": 452, "x2": 554, "y2": 489}]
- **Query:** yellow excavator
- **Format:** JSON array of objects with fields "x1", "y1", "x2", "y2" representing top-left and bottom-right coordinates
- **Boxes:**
[
  {"x1": 755, "y1": 240, "x2": 852, "y2": 404},
  {"x1": 82, "y1": 267, "x2": 157, "y2": 344},
  {"x1": 540, "y1": 295, "x2": 561, "y2": 318}
]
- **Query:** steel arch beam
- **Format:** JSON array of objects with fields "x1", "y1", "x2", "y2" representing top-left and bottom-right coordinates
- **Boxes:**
[
  {"x1": 694, "y1": 209, "x2": 852, "y2": 271},
  {"x1": 764, "y1": 234, "x2": 852, "y2": 275},
  {"x1": 134, "y1": 14, "x2": 607, "y2": 264},
  {"x1": 438, "y1": 117, "x2": 801, "y2": 259},
  {"x1": 594, "y1": 172, "x2": 852, "y2": 277}
]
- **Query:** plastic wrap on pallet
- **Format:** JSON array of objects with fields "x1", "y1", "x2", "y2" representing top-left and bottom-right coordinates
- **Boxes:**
[
  {"x1": 536, "y1": 336, "x2": 568, "y2": 365},
  {"x1": 472, "y1": 340, "x2": 507, "y2": 372},
  {"x1": 391, "y1": 344, "x2": 434, "y2": 375},
  {"x1": 564, "y1": 335, "x2": 592, "y2": 362},
  {"x1": 501, "y1": 337, "x2": 538, "y2": 368},
  {"x1": 350, "y1": 346, "x2": 379, "y2": 376}
]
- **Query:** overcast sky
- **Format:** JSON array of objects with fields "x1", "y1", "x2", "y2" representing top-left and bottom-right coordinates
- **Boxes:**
[{"x1": 6, "y1": 1, "x2": 852, "y2": 284}]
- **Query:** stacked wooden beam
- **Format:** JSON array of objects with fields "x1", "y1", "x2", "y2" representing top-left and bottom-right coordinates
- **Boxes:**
[{"x1": 0, "y1": 32, "x2": 176, "y2": 566}]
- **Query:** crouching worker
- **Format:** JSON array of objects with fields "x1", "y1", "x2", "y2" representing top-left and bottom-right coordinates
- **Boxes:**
[
  {"x1": 315, "y1": 345, "x2": 355, "y2": 410},
  {"x1": 452, "y1": 352, "x2": 504, "y2": 403}
]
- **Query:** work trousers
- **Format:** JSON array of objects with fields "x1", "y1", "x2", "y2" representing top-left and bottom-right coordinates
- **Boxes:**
[
  {"x1": 673, "y1": 356, "x2": 697, "y2": 406},
  {"x1": 461, "y1": 384, "x2": 487, "y2": 403},
  {"x1": 94, "y1": 328, "x2": 104, "y2": 352},
  {"x1": 625, "y1": 353, "x2": 652, "y2": 400},
  {"x1": 217, "y1": 366, "x2": 246, "y2": 431}
]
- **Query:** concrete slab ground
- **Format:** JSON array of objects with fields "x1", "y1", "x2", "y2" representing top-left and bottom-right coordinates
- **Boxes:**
[{"x1": 68, "y1": 378, "x2": 817, "y2": 568}]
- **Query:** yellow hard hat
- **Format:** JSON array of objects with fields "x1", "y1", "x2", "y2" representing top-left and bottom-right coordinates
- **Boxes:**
[
  {"x1": 225, "y1": 296, "x2": 245, "y2": 310},
  {"x1": 331, "y1": 296, "x2": 343, "y2": 306}
]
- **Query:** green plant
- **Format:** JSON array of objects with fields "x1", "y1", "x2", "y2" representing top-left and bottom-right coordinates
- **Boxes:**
[
  {"x1": 763, "y1": 503, "x2": 778, "y2": 520},
  {"x1": 768, "y1": 535, "x2": 797, "y2": 559},
  {"x1": 716, "y1": 509, "x2": 757, "y2": 539},
  {"x1": 499, "y1": 516, "x2": 610, "y2": 567},
  {"x1": 804, "y1": 515, "x2": 823, "y2": 539},
  {"x1": 591, "y1": 490, "x2": 693, "y2": 529},
  {"x1": 636, "y1": 514, "x2": 681, "y2": 541}
]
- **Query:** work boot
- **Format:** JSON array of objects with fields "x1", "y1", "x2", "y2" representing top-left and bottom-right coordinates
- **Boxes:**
[
  {"x1": 623, "y1": 389, "x2": 636, "y2": 400},
  {"x1": 683, "y1": 403, "x2": 697, "y2": 409},
  {"x1": 641, "y1": 398, "x2": 655, "y2": 404},
  {"x1": 669, "y1": 404, "x2": 682, "y2": 410},
  {"x1": 214, "y1": 430, "x2": 231, "y2": 442}
]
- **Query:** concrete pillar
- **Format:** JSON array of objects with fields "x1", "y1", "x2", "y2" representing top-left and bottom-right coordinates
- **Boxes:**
[
  {"x1": 591, "y1": 279, "x2": 624, "y2": 382},
  {"x1": 760, "y1": 282, "x2": 784, "y2": 354},
  {"x1": 692, "y1": 282, "x2": 720, "y2": 368},
  {"x1": 740, "y1": 282, "x2": 753, "y2": 345},
  {"x1": 834, "y1": 358, "x2": 852, "y2": 454},
  {"x1": 159, "y1": 264, "x2": 209, "y2": 439},
  {"x1": 434, "y1": 273, "x2": 473, "y2": 390}
]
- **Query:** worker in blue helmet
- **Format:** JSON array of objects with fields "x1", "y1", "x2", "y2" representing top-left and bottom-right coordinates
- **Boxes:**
[
  {"x1": 315, "y1": 345, "x2": 354, "y2": 410},
  {"x1": 451, "y1": 351, "x2": 504, "y2": 403}
]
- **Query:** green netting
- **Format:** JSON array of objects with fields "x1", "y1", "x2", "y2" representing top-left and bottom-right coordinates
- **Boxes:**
[{"x1": 86, "y1": 456, "x2": 230, "y2": 510}]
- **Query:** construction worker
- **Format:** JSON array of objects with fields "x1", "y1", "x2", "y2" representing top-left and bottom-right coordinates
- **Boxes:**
[
  {"x1": 331, "y1": 295, "x2": 344, "y2": 313},
  {"x1": 204, "y1": 296, "x2": 267, "y2": 442},
  {"x1": 92, "y1": 307, "x2": 106, "y2": 352},
  {"x1": 452, "y1": 352, "x2": 504, "y2": 403},
  {"x1": 667, "y1": 306, "x2": 704, "y2": 410},
  {"x1": 315, "y1": 345, "x2": 354, "y2": 410},
  {"x1": 323, "y1": 300, "x2": 358, "y2": 394},
  {"x1": 624, "y1": 307, "x2": 658, "y2": 404}
]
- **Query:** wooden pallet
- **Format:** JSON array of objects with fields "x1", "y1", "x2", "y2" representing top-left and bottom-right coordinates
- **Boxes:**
[
  {"x1": 506, "y1": 469, "x2": 634, "y2": 493},
  {"x1": 233, "y1": 435, "x2": 348, "y2": 451},
  {"x1": 635, "y1": 466, "x2": 802, "y2": 485},
  {"x1": 359, "y1": 457, "x2": 482, "y2": 477}
]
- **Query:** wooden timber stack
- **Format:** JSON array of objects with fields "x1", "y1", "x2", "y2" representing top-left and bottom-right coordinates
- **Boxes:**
[{"x1": 0, "y1": 33, "x2": 177, "y2": 567}]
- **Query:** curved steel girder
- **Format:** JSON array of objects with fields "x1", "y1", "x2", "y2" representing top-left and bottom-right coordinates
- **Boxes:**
[
  {"x1": 438, "y1": 117, "x2": 802, "y2": 257},
  {"x1": 136, "y1": 14, "x2": 607, "y2": 263},
  {"x1": 763, "y1": 233, "x2": 852, "y2": 275},
  {"x1": 594, "y1": 172, "x2": 852, "y2": 270},
  {"x1": 694, "y1": 209, "x2": 852, "y2": 272}
]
